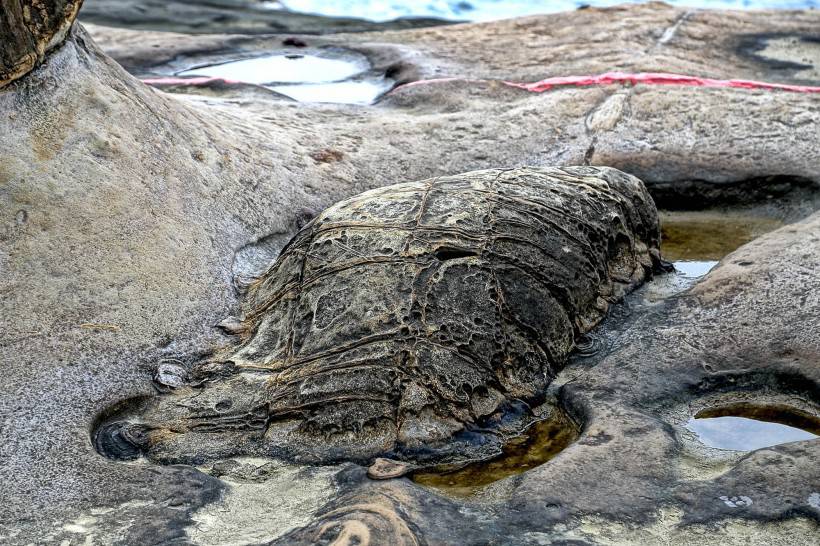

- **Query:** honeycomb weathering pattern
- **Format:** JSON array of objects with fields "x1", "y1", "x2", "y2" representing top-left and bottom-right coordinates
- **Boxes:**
[{"x1": 100, "y1": 167, "x2": 661, "y2": 465}]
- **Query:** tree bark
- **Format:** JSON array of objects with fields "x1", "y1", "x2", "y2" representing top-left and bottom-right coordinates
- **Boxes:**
[{"x1": 1, "y1": 1, "x2": 83, "y2": 87}]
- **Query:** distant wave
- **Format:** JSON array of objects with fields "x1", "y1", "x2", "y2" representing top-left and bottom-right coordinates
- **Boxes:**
[{"x1": 278, "y1": 0, "x2": 819, "y2": 22}]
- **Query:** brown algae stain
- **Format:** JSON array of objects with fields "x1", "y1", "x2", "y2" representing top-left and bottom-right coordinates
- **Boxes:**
[
  {"x1": 411, "y1": 410, "x2": 579, "y2": 497},
  {"x1": 660, "y1": 211, "x2": 784, "y2": 262}
]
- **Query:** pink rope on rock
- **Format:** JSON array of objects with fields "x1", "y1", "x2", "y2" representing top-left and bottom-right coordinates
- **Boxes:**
[
  {"x1": 504, "y1": 71, "x2": 820, "y2": 94},
  {"x1": 142, "y1": 71, "x2": 820, "y2": 95},
  {"x1": 393, "y1": 71, "x2": 820, "y2": 94}
]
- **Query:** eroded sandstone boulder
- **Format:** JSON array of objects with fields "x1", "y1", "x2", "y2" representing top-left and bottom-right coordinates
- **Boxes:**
[{"x1": 97, "y1": 166, "x2": 660, "y2": 465}]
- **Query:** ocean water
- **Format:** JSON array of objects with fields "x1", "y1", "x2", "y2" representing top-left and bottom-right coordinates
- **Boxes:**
[{"x1": 279, "y1": 0, "x2": 818, "y2": 22}]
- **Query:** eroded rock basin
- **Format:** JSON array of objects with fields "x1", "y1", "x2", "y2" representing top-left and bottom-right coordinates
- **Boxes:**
[
  {"x1": 410, "y1": 405, "x2": 579, "y2": 497},
  {"x1": 687, "y1": 404, "x2": 820, "y2": 451},
  {"x1": 158, "y1": 49, "x2": 394, "y2": 104}
]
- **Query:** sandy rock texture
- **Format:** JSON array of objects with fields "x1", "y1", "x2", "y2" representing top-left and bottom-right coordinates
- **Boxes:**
[
  {"x1": 86, "y1": 1, "x2": 820, "y2": 205},
  {"x1": 1, "y1": 2, "x2": 819, "y2": 544}
]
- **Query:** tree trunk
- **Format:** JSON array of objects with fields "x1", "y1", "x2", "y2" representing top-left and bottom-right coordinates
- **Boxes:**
[{"x1": 0, "y1": 1, "x2": 83, "y2": 87}]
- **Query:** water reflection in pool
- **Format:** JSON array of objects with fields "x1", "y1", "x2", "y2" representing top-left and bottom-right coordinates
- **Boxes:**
[
  {"x1": 178, "y1": 54, "x2": 369, "y2": 84},
  {"x1": 672, "y1": 260, "x2": 718, "y2": 278},
  {"x1": 271, "y1": 80, "x2": 392, "y2": 104},
  {"x1": 686, "y1": 404, "x2": 820, "y2": 451},
  {"x1": 175, "y1": 53, "x2": 394, "y2": 104},
  {"x1": 411, "y1": 409, "x2": 579, "y2": 497}
]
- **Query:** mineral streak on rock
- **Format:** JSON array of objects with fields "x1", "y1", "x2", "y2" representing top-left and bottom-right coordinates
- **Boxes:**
[
  {"x1": 97, "y1": 166, "x2": 660, "y2": 465},
  {"x1": 0, "y1": 0, "x2": 84, "y2": 87},
  {"x1": 508, "y1": 71, "x2": 820, "y2": 94}
]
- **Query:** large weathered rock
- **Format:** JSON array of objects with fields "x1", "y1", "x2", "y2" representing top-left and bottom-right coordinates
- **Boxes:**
[
  {"x1": 273, "y1": 208, "x2": 820, "y2": 546},
  {"x1": 0, "y1": 0, "x2": 83, "y2": 87},
  {"x1": 97, "y1": 166, "x2": 659, "y2": 465}
]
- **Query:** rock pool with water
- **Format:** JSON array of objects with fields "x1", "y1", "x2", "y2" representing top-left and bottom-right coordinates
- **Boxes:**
[
  {"x1": 410, "y1": 407, "x2": 580, "y2": 497},
  {"x1": 687, "y1": 408, "x2": 819, "y2": 452},
  {"x1": 174, "y1": 51, "x2": 394, "y2": 104},
  {"x1": 177, "y1": 54, "x2": 369, "y2": 85}
]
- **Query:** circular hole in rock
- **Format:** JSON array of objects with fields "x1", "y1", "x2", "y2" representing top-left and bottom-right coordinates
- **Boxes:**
[
  {"x1": 90, "y1": 396, "x2": 153, "y2": 461},
  {"x1": 215, "y1": 400, "x2": 233, "y2": 412}
]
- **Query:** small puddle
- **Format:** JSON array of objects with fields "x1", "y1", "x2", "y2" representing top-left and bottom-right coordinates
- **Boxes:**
[
  {"x1": 640, "y1": 210, "x2": 788, "y2": 298},
  {"x1": 178, "y1": 54, "x2": 368, "y2": 84},
  {"x1": 410, "y1": 409, "x2": 579, "y2": 497},
  {"x1": 660, "y1": 210, "x2": 784, "y2": 263},
  {"x1": 174, "y1": 52, "x2": 393, "y2": 104},
  {"x1": 672, "y1": 260, "x2": 718, "y2": 279},
  {"x1": 686, "y1": 404, "x2": 820, "y2": 451}
]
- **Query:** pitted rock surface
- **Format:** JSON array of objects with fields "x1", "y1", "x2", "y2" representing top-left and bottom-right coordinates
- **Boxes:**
[{"x1": 102, "y1": 166, "x2": 660, "y2": 465}]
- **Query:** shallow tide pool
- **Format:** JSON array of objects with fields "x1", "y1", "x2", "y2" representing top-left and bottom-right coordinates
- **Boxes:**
[
  {"x1": 411, "y1": 408, "x2": 579, "y2": 497},
  {"x1": 175, "y1": 53, "x2": 394, "y2": 104},
  {"x1": 659, "y1": 209, "x2": 785, "y2": 282},
  {"x1": 686, "y1": 405, "x2": 820, "y2": 451}
]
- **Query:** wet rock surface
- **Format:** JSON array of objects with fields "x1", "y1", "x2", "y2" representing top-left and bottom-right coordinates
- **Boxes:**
[
  {"x1": 96, "y1": 166, "x2": 659, "y2": 466},
  {"x1": 1, "y1": 2, "x2": 819, "y2": 544}
]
